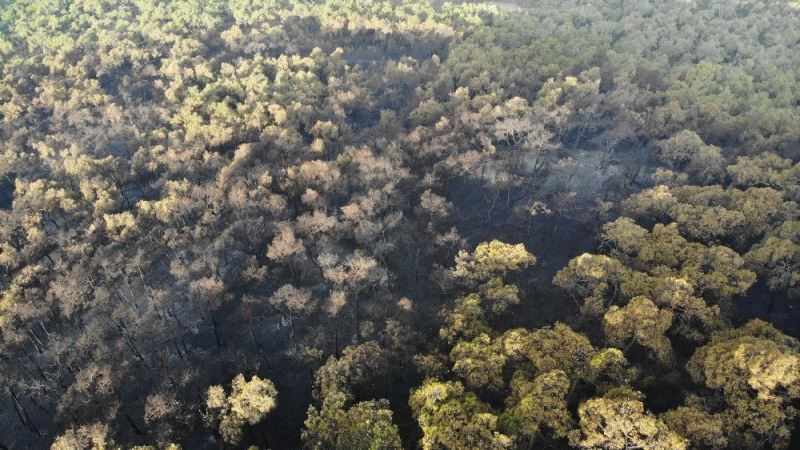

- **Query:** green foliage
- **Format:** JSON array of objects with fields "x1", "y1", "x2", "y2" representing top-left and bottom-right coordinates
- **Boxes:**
[
  {"x1": 453, "y1": 240, "x2": 535, "y2": 282},
  {"x1": 304, "y1": 340, "x2": 400, "y2": 449},
  {"x1": 410, "y1": 380, "x2": 512, "y2": 450},
  {"x1": 450, "y1": 333, "x2": 506, "y2": 390},
  {"x1": 663, "y1": 402, "x2": 728, "y2": 450},
  {"x1": 572, "y1": 389, "x2": 687, "y2": 450},
  {"x1": 440, "y1": 293, "x2": 491, "y2": 344},
  {"x1": 687, "y1": 320, "x2": 800, "y2": 448},
  {"x1": 501, "y1": 323, "x2": 597, "y2": 380},
  {"x1": 502, "y1": 369, "x2": 572, "y2": 441},
  {"x1": 205, "y1": 374, "x2": 278, "y2": 445},
  {"x1": 313, "y1": 341, "x2": 388, "y2": 403},
  {"x1": 304, "y1": 391, "x2": 402, "y2": 450},
  {"x1": 604, "y1": 296, "x2": 674, "y2": 363}
]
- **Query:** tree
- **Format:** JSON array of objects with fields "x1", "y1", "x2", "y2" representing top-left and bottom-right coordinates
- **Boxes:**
[
  {"x1": 51, "y1": 423, "x2": 112, "y2": 450},
  {"x1": 686, "y1": 320, "x2": 800, "y2": 448},
  {"x1": 304, "y1": 341, "x2": 399, "y2": 449},
  {"x1": 440, "y1": 293, "x2": 492, "y2": 344},
  {"x1": 603, "y1": 221, "x2": 756, "y2": 302},
  {"x1": 409, "y1": 380, "x2": 512, "y2": 450},
  {"x1": 303, "y1": 390, "x2": 402, "y2": 450},
  {"x1": 321, "y1": 251, "x2": 387, "y2": 341},
  {"x1": 501, "y1": 323, "x2": 597, "y2": 381},
  {"x1": 646, "y1": 276, "x2": 719, "y2": 342},
  {"x1": 450, "y1": 333, "x2": 507, "y2": 390},
  {"x1": 552, "y1": 253, "x2": 627, "y2": 314},
  {"x1": 727, "y1": 152, "x2": 795, "y2": 189},
  {"x1": 480, "y1": 276, "x2": 521, "y2": 313},
  {"x1": 502, "y1": 369, "x2": 572, "y2": 442},
  {"x1": 623, "y1": 184, "x2": 795, "y2": 248},
  {"x1": 662, "y1": 401, "x2": 728, "y2": 450},
  {"x1": 491, "y1": 97, "x2": 558, "y2": 174},
  {"x1": 603, "y1": 296, "x2": 674, "y2": 363},
  {"x1": 600, "y1": 217, "x2": 649, "y2": 257},
  {"x1": 452, "y1": 240, "x2": 535, "y2": 283},
  {"x1": 143, "y1": 392, "x2": 187, "y2": 446},
  {"x1": 268, "y1": 284, "x2": 316, "y2": 337},
  {"x1": 418, "y1": 189, "x2": 453, "y2": 233},
  {"x1": 312, "y1": 341, "x2": 389, "y2": 404},
  {"x1": 267, "y1": 222, "x2": 306, "y2": 268},
  {"x1": 571, "y1": 389, "x2": 687, "y2": 450},
  {"x1": 731, "y1": 187, "x2": 793, "y2": 244},
  {"x1": 205, "y1": 374, "x2": 278, "y2": 445},
  {"x1": 655, "y1": 130, "x2": 725, "y2": 184},
  {"x1": 745, "y1": 228, "x2": 800, "y2": 293}
]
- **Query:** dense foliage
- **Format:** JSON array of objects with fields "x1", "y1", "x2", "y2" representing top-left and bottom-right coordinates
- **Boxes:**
[{"x1": 0, "y1": 0, "x2": 798, "y2": 448}]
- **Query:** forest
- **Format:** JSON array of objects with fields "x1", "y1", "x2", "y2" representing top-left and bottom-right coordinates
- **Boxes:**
[{"x1": 0, "y1": 0, "x2": 799, "y2": 448}]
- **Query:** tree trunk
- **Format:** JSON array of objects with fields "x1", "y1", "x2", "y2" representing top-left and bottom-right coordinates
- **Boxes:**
[
  {"x1": 10, "y1": 389, "x2": 40, "y2": 436},
  {"x1": 209, "y1": 308, "x2": 222, "y2": 349},
  {"x1": 354, "y1": 294, "x2": 360, "y2": 343}
]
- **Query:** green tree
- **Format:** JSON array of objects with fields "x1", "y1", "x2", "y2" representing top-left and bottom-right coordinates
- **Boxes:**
[
  {"x1": 603, "y1": 296, "x2": 674, "y2": 363},
  {"x1": 501, "y1": 323, "x2": 597, "y2": 380},
  {"x1": 410, "y1": 380, "x2": 512, "y2": 450},
  {"x1": 662, "y1": 400, "x2": 728, "y2": 450},
  {"x1": 440, "y1": 293, "x2": 491, "y2": 345},
  {"x1": 654, "y1": 130, "x2": 725, "y2": 184},
  {"x1": 502, "y1": 369, "x2": 572, "y2": 442},
  {"x1": 303, "y1": 390, "x2": 402, "y2": 450},
  {"x1": 205, "y1": 374, "x2": 278, "y2": 445},
  {"x1": 745, "y1": 232, "x2": 800, "y2": 293},
  {"x1": 552, "y1": 253, "x2": 628, "y2": 315},
  {"x1": 571, "y1": 389, "x2": 687, "y2": 450},
  {"x1": 452, "y1": 240, "x2": 535, "y2": 283},
  {"x1": 450, "y1": 333, "x2": 507, "y2": 390},
  {"x1": 687, "y1": 320, "x2": 800, "y2": 448}
]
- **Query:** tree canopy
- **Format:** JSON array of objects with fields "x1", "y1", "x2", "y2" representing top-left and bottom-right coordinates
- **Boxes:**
[{"x1": 0, "y1": 0, "x2": 798, "y2": 448}]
